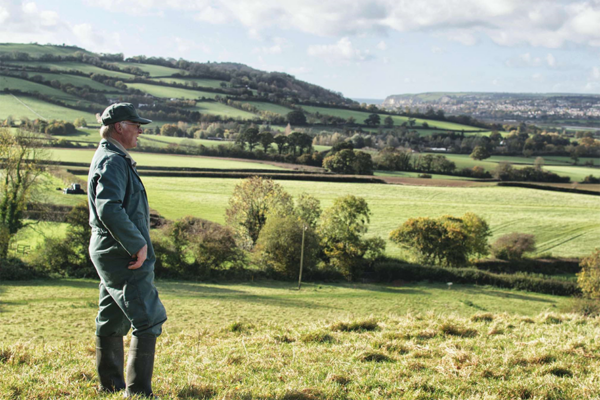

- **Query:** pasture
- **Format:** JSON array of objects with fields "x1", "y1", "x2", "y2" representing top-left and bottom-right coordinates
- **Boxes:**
[
  {"x1": 1, "y1": 280, "x2": 597, "y2": 399},
  {"x1": 0, "y1": 75, "x2": 87, "y2": 105},
  {"x1": 0, "y1": 93, "x2": 97, "y2": 123},
  {"x1": 0, "y1": 43, "x2": 95, "y2": 57},
  {"x1": 127, "y1": 83, "x2": 220, "y2": 100},
  {"x1": 30, "y1": 72, "x2": 124, "y2": 92},
  {"x1": 299, "y1": 105, "x2": 483, "y2": 132},
  {"x1": 244, "y1": 101, "x2": 295, "y2": 116},
  {"x1": 191, "y1": 102, "x2": 258, "y2": 119},
  {"x1": 65, "y1": 174, "x2": 600, "y2": 258},
  {"x1": 108, "y1": 62, "x2": 185, "y2": 77},
  {"x1": 3, "y1": 61, "x2": 135, "y2": 79},
  {"x1": 151, "y1": 77, "x2": 229, "y2": 88}
]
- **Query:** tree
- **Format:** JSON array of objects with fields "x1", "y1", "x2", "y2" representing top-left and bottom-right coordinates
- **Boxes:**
[
  {"x1": 74, "y1": 117, "x2": 87, "y2": 128},
  {"x1": 273, "y1": 135, "x2": 288, "y2": 155},
  {"x1": 353, "y1": 151, "x2": 374, "y2": 175},
  {"x1": 491, "y1": 233, "x2": 536, "y2": 260},
  {"x1": 240, "y1": 127, "x2": 260, "y2": 151},
  {"x1": 295, "y1": 193, "x2": 322, "y2": 228},
  {"x1": 383, "y1": 116, "x2": 394, "y2": 128},
  {"x1": 323, "y1": 149, "x2": 356, "y2": 174},
  {"x1": 578, "y1": 249, "x2": 600, "y2": 299},
  {"x1": 364, "y1": 113, "x2": 381, "y2": 127},
  {"x1": 0, "y1": 129, "x2": 47, "y2": 258},
  {"x1": 470, "y1": 145, "x2": 490, "y2": 160},
  {"x1": 286, "y1": 110, "x2": 307, "y2": 126},
  {"x1": 534, "y1": 157, "x2": 545, "y2": 170},
  {"x1": 318, "y1": 195, "x2": 385, "y2": 280},
  {"x1": 259, "y1": 131, "x2": 274, "y2": 152},
  {"x1": 225, "y1": 177, "x2": 294, "y2": 249},
  {"x1": 389, "y1": 213, "x2": 491, "y2": 267},
  {"x1": 255, "y1": 215, "x2": 320, "y2": 278}
]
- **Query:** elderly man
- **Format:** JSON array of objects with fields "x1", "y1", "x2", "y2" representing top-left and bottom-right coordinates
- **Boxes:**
[{"x1": 88, "y1": 103, "x2": 167, "y2": 397}]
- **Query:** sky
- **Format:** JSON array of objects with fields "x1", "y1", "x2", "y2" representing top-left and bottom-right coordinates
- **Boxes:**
[{"x1": 2, "y1": 0, "x2": 600, "y2": 99}]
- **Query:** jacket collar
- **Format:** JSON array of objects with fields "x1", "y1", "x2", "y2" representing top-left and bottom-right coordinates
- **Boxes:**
[{"x1": 100, "y1": 138, "x2": 137, "y2": 167}]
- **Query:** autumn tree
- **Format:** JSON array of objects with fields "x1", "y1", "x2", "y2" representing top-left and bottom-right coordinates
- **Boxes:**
[
  {"x1": 225, "y1": 177, "x2": 293, "y2": 249},
  {"x1": 470, "y1": 145, "x2": 491, "y2": 160}
]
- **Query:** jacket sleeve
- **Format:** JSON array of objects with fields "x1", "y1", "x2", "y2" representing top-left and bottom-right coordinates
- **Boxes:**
[{"x1": 93, "y1": 156, "x2": 147, "y2": 256}]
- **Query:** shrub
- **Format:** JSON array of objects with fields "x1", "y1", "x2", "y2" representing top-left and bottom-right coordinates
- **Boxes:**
[
  {"x1": 255, "y1": 215, "x2": 320, "y2": 279},
  {"x1": 318, "y1": 195, "x2": 386, "y2": 280},
  {"x1": 418, "y1": 173, "x2": 432, "y2": 179},
  {"x1": 577, "y1": 249, "x2": 600, "y2": 299},
  {"x1": 389, "y1": 213, "x2": 490, "y2": 267},
  {"x1": 0, "y1": 257, "x2": 44, "y2": 280},
  {"x1": 491, "y1": 233, "x2": 536, "y2": 260}
]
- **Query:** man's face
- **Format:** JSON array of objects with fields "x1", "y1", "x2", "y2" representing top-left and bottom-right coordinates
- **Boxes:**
[{"x1": 115, "y1": 121, "x2": 142, "y2": 149}]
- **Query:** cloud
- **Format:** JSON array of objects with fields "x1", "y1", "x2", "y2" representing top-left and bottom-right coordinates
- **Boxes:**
[
  {"x1": 253, "y1": 44, "x2": 283, "y2": 55},
  {"x1": 376, "y1": 41, "x2": 387, "y2": 51},
  {"x1": 83, "y1": 0, "x2": 600, "y2": 50},
  {"x1": 308, "y1": 37, "x2": 374, "y2": 63},
  {"x1": 431, "y1": 46, "x2": 444, "y2": 54},
  {"x1": 506, "y1": 52, "x2": 560, "y2": 69}
]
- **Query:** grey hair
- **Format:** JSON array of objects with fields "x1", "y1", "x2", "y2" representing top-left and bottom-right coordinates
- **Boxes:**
[{"x1": 96, "y1": 113, "x2": 124, "y2": 139}]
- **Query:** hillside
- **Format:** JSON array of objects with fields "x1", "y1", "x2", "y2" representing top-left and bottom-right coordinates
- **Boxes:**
[{"x1": 0, "y1": 43, "x2": 486, "y2": 135}]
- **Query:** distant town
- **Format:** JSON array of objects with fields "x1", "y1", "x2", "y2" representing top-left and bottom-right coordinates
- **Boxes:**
[{"x1": 381, "y1": 93, "x2": 600, "y2": 129}]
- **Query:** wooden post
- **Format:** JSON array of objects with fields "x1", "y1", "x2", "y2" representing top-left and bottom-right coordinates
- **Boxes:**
[{"x1": 298, "y1": 225, "x2": 307, "y2": 290}]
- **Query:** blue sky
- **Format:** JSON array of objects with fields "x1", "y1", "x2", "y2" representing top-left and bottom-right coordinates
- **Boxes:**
[{"x1": 1, "y1": 0, "x2": 600, "y2": 99}]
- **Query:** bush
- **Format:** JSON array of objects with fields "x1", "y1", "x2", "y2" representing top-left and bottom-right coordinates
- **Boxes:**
[
  {"x1": 389, "y1": 213, "x2": 490, "y2": 267},
  {"x1": 373, "y1": 259, "x2": 579, "y2": 296},
  {"x1": 0, "y1": 257, "x2": 45, "y2": 280},
  {"x1": 255, "y1": 215, "x2": 320, "y2": 279},
  {"x1": 418, "y1": 173, "x2": 432, "y2": 179},
  {"x1": 577, "y1": 249, "x2": 600, "y2": 299},
  {"x1": 491, "y1": 233, "x2": 536, "y2": 260}
]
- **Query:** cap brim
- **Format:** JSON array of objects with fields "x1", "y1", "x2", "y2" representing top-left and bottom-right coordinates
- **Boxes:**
[{"x1": 131, "y1": 117, "x2": 152, "y2": 125}]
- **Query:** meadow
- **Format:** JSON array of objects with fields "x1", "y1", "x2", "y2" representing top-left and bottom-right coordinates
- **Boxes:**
[
  {"x1": 244, "y1": 101, "x2": 295, "y2": 116},
  {"x1": 0, "y1": 93, "x2": 98, "y2": 123},
  {"x1": 150, "y1": 77, "x2": 230, "y2": 88},
  {"x1": 191, "y1": 102, "x2": 259, "y2": 119},
  {"x1": 0, "y1": 75, "x2": 86, "y2": 105},
  {"x1": 1, "y1": 280, "x2": 598, "y2": 399},
  {"x1": 0, "y1": 43, "x2": 95, "y2": 57},
  {"x1": 127, "y1": 83, "x2": 220, "y2": 100},
  {"x1": 3, "y1": 61, "x2": 135, "y2": 79},
  {"x1": 31, "y1": 72, "x2": 124, "y2": 92},
  {"x1": 108, "y1": 62, "x2": 185, "y2": 77},
  {"x1": 299, "y1": 105, "x2": 483, "y2": 132}
]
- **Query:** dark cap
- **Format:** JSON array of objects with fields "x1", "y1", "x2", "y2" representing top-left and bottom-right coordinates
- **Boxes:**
[{"x1": 101, "y1": 103, "x2": 152, "y2": 126}]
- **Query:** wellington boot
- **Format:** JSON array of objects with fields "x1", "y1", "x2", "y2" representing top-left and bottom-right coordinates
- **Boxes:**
[
  {"x1": 124, "y1": 336, "x2": 157, "y2": 398},
  {"x1": 96, "y1": 336, "x2": 126, "y2": 393}
]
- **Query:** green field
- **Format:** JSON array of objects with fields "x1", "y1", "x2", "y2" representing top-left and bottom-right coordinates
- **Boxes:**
[
  {"x1": 300, "y1": 105, "x2": 483, "y2": 132},
  {"x1": 0, "y1": 43, "x2": 95, "y2": 57},
  {"x1": 374, "y1": 171, "x2": 479, "y2": 181},
  {"x1": 2, "y1": 279, "x2": 598, "y2": 399},
  {"x1": 108, "y1": 62, "x2": 185, "y2": 77},
  {"x1": 31, "y1": 72, "x2": 123, "y2": 92},
  {"x1": 0, "y1": 94, "x2": 98, "y2": 123},
  {"x1": 4, "y1": 61, "x2": 135, "y2": 79},
  {"x1": 151, "y1": 77, "x2": 228, "y2": 88},
  {"x1": 425, "y1": 153, "x2": 600, "y2": 182},
  {"x1": 0, "y1": 75, "x2": 86, "y2": 105},
  {"x1": 48, "y1": 148, "x2": 287, "y2": 170},
  {"x1": 64, "y1": 176, "x2": 598, "y2": 258},
  {"x1": 128, "y1": 83, "x2": 220, "y2": 100},
  {"x1": 245, "y1": 101, "x2": 295, "y2": 115},
  {"x1": 192, "y1": 101, "x2": 258, "y2": 119}
]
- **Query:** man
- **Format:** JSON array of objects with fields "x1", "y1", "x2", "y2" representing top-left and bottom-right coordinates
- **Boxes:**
[{"x1": 88, "y1": 103, "x2": 167, "y2": 398}]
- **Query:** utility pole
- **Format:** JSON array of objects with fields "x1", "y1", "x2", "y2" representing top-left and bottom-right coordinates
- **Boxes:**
[{"x1": 298, "y1": 225, "x2": 307, "y2": 290}]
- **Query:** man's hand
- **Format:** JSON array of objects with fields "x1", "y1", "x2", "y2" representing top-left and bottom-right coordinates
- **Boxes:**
[{"x1": 128, "y1": 244, "x2": 147, "y2": 270}]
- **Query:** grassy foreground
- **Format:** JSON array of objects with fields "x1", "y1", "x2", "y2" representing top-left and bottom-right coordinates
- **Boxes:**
[{"x1": 2, "y1": 280, "x2": 598, "y2": 399}]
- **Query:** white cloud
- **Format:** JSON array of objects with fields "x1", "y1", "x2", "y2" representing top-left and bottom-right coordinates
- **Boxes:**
[
  {"x1": 591, "y1": 67, "x2": 600, "y2": 80},
  {"x1": 546, "y1": 53, "x2": 556, "y2": 68},
  {"x1": 308, "y1": 37, "x2": 373, "y2": 63},
  {"x1": 194, "y1": 6, "x2": 230, "y2": 24},
  {"x1": 253, "y1": 44, "x2": 283, "y2": 55},
  {"x1": 431, "y1": 46, "x2": 444, "y2": 54},
  {"x1": 505, "y1": 53, "x2": 543, "y2": 68},
  {"x1": 376, "y1": 41, "x2": 387, "y2": 51},
  {"x1": 0, "y1": 6, "x2": 8, "y2": 24},
  {"x1": 287, "y1": 66, "x2": 312, "y2": 75},
  {"x1": 82, "y1": 0, "x2": 600, "y2": 50}
]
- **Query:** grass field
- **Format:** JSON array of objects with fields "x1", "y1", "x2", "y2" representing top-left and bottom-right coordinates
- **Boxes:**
[
  {"x1": 0, "y1": 43, "x2": 95, "y2": 57},
  {"x1": 128, "y1": 83, "x2": 220, "y2": 100},
  {"x1": 0, "y1": 75, "x2": 86, "y2": 104},
  {"x1": 3, "y1": 61, "x2": 135, "y2": 79},
  {"x1": 426, "y1": 153, "x2": 600, "y2": 182},
  {"x1": 108, "y1": 62, "x2": 185, "y2": 77},
  {"x1": 48, "y1": 148, "x2": 287, "y2": 170},
  {"x1": 299, "y1": 105, "x2": 483, "y2": 132},
  {"x1": 245, "y1": 101, "x2": 295, "y2": 115},
  {"x1": 62, "y1": 176, "x2": 598, "y2": 258},
  {"x1": 151, "y1": 77, "x2": 229, "y2": 88},
  {"x1": 0, "y1": 94, "x2": 98, "y2": 123},
  {"x1": 31, "y1": 72, "x2": 123, "y2": 92},
  {"x1": 2, "y1": 279, "x2": 598, "y2": 399},
  {"x1": 192, "y1": 102, "x2": 258, "y2": 119}
]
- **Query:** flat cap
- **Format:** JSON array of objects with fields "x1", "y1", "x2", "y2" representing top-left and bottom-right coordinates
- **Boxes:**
[{"x1": 101, "y1": 103, "x2": 152, "y2": 126}]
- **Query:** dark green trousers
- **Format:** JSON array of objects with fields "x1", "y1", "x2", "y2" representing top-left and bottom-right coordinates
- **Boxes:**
[{"x1": 93, "y1": 257, "x2": 167, "y2": 337}]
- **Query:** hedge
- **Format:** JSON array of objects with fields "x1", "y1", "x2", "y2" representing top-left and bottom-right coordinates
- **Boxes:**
[{"x1": 372, "y1": 260, "x2": 580, "y2": 296}]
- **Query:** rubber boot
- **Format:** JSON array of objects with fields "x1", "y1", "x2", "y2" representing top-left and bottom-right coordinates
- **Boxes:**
[
  {"x1": 96, "y1": 336, "x2": 126, "y2": 393},
  {"x1": 124, "y1": 336, "x2": 157, "y2": 398}
]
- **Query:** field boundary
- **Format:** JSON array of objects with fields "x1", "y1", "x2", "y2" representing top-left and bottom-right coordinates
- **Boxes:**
[{"x1": 497, "y1": 182, "x2": 600, "y2": 196}]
